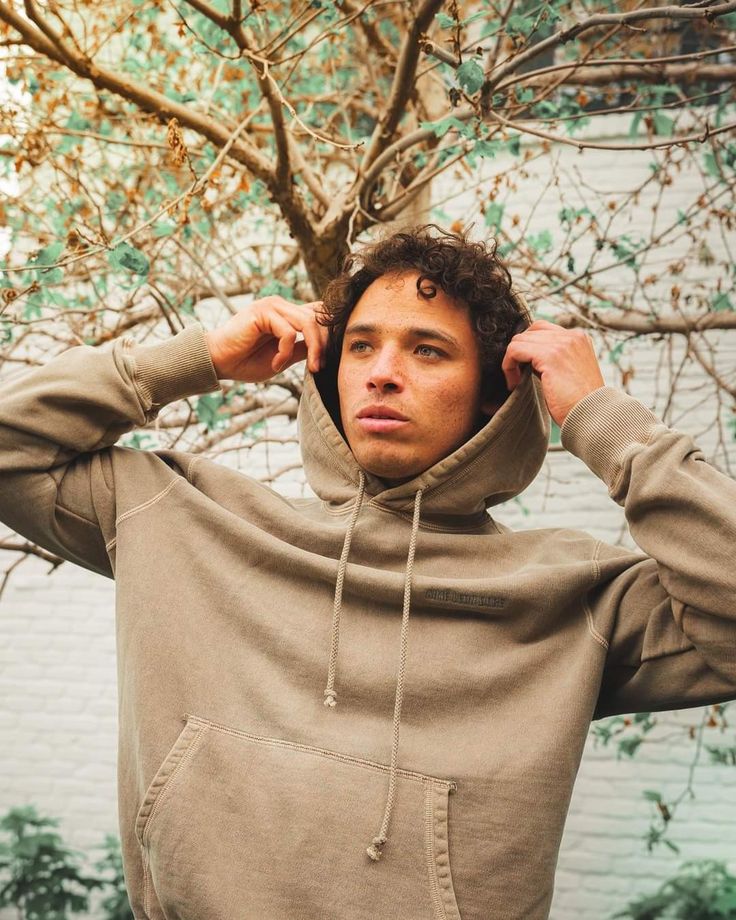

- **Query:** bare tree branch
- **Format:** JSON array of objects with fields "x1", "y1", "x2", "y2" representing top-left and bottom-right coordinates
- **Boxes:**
[
  {"x1": 482, "y1": 1, "x2": 736, "y2": 103},
  {"x1": 554, "y1": 311, "x2": 736, "y2": 334},
  {"x1": 359, "y1": 0, "x2": 445, "y2": 173}
]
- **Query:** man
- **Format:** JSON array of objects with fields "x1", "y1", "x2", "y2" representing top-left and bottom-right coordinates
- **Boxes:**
[{"x1": 0, "y1": 223, "x2": 734, "y2": 920}]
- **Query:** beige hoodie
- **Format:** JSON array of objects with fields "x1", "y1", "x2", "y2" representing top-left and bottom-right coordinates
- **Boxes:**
[{"x1": 0, "y1": 320, "x2": 734, "y2": 920}]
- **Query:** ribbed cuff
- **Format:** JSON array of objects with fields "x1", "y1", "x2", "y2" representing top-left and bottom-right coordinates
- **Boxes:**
[
  {"x1": 125, "y1": 321, "x2": 222, "y2": 411},
  {"x1": 560, "y1": 386, "x2": 661, "y2": 489}
]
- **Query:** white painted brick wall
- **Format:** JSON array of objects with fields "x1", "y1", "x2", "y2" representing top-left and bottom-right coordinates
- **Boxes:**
[{"x1": 1, "y1": 122, "x2": 735, "y2": 919}]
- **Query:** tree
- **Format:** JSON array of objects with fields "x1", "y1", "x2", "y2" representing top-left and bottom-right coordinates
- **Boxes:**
[{"x1": 1, "y1": 0, "x2": 734, "y2": 565}]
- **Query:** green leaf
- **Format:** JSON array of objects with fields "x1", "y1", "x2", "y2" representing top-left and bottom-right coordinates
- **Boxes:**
[
  {"x1": 506, "y1": 135, "x2": 521, "y2": 155},
  {"x1": 704, "y1": 152, "x2": 719, "y2": 178},
  {"x1": 466, "y1": 138, "x2": 501, "y2": 166},
  {"x1": 652, "y1": 112, "x2": 674, "y2": 136},
  {"x1": 152, "y1": 220, "x2": 178, "y2": 238},
  {"x1": 484, "y1": 202, "x2": 504, "y2": 232},
  {"x1": 527, "y1": 229, "x2": 553, "y2": 254},
  {"x1": 643, "y1": 790, "x2": 662, "y2": 803},
  {"x1": 514, "y1": 86, "x2": 534, "y2": 104},
  {"x1": 506, "y1": 13, "x2": 535, "y2": 37},
  {"x1": 533, "y1": 100, "x2": 558, "y2": 119},
  {"x1": 165, "y1": 88, "x2": 198, "y2": 104},
  {"x1": 435, "y1": 12, "x2": 456, "y2": 28},
  {"x1": 541, "y1": 2, "x2": 562, "y2": 25},
  {"x1": 259, "y1": 279, "x2": 295, "y2": 299},
  {"x1": 107, "y1": 242, "x2": 150, "y2": 276},
  {"x1": 618, "y1": 736, "x2": 642, "y2": 758},
  {"x1": 711, "y1": 292, "x2": 733, "y2": 312},
  {"x1": 456, "y1": 60, "x2": 484, "y2": 95},
  {"x1": 420, "y1": 116, "x2": 473, "y2": 139},
  {"x1": 29, "y1": 241, "x2": 64, "y2": 270},
  {"x1": 195, "y1": 391, "x2": 230, "y2": 432}
]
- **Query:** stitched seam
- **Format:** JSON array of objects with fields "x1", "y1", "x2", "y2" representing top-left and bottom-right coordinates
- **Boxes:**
[
  {"x1": 184, "y1": 713, "x2": 456, "y2": 787},
  {"x1": 139, "y1": 724, "x2": 207, "y2": 848},
  {"x1": 186, "y1": 454, "x2": 203, "y2": 481},
  {"x1": 427, "y1": 402, "x2": 531, "y2": 503},
  {"x1": 425, "y1": 780, "x2": 447, "y2": 920},
  {"x1": 608, "y1": 421, "x2": 661, "y2": 497},
  {"x1": 123, "y1": 335, "x2": 155, "y2": 413},
  {"x1": 585, "y1": 540, "x2": 609, "y2": 650},
  {"x1": 431, "y1": 780, "x2": 461, "y2": 918},
  {"x1": 320, "y1": 498, "x2": 491, "y2": 533},
  {"x1": 135, "y1": 721, "x2": 207, "y2": 851},
  {"x1": 114, "y1": 478, "x2": 181, "y2": 529},
  {"x1": 371, "y1": 502, "x2": 491, "y2": 534},
  {"x1": 141, "y1": 844, "x2": 151, "y2": 919}
]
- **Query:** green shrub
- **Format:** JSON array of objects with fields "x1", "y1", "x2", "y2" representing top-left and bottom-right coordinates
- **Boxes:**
[
  {"x1": 92, "y1": 834, "x2": 134, "y2": 920},
  {"x1": 611, "y1": 859, "x2": 736, "y2": 920},
  {"x1": 0, "y1": 804, "x2": 133, "y2": 920}
]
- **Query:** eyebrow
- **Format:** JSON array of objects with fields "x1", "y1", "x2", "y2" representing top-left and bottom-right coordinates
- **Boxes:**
[{"x1": 344, "y1": 322, "x2": 461, "y2": 350}]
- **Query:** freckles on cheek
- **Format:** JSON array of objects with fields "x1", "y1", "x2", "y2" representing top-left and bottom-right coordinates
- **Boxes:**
[{"x1": 434, "y1": 382, "x2": 467, "y2": 419}]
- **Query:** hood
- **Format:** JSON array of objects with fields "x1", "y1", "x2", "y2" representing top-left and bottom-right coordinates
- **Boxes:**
[{"x1": 298, "y1": 358, "x2": 551, "y2": 521}]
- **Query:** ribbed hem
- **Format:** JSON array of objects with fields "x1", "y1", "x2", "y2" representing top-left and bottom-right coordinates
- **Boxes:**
[
  {"x1": 560, "y1": 386, "x2": 661, "y2": 489},
  {"x1": 126, "y1": 322, "x2": 221, "y2": 410}
]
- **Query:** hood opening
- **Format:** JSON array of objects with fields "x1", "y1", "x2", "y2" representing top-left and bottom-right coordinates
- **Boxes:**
[
  {"x1": 312, "y1": 310, "x2": 531, "y2": 448},
  {"x1": 313, "y1": 357, "x2": 345, "y2": 440}
]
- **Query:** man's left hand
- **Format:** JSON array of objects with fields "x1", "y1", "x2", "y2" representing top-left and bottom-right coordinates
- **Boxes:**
[{"x1": 501, "y1": 320, "x2": 606, "y2": 428}]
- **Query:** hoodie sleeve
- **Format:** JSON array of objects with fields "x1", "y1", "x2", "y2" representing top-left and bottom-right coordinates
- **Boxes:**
[
  {"x1": 0, "y1": 322, "x2": 221, "y2": 579},
  {"x1": 560, "y1": 386, "x2": 736, "y2": 720}
]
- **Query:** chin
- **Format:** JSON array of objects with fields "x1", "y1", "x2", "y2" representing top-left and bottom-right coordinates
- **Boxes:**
[{"x1": 355, "y1": 449, "x2": 426, "y2": 483}]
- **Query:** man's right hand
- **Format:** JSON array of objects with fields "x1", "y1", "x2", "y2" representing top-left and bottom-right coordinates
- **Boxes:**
[{"x1": 204, "y1": 296, "x2": 328, "y2": 382}]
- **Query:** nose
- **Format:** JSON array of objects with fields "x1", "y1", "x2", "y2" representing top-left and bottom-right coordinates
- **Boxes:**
[{"x1": 366, "y1": 346, "x2": 404, "y2": 394}]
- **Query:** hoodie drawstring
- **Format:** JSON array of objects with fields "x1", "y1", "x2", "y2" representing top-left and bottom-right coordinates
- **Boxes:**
[
  {"x1": 323, "y1": 470, "x2": 366, "y2": 709},
  {"x1": 366, "y1": 485, "x2": 423, "y2": 862},
  {"x1": 322, "y1": 471, "x2": 424, "y2": 863}
]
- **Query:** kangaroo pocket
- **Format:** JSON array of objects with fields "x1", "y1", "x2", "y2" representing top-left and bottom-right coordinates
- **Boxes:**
[{"x1": 134, "y1": 713, "x2": 462, "y2": 920}]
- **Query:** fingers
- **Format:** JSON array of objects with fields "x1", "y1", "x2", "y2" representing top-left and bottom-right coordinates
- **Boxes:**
[
  {"x1": 255, "y1": 296, "x2": 328, "y2": 375},
  {"x1": 297, "y1": 301, "x2": 329, "y2": 374},
  {"x1": 265, "y1": 312, "x2": 298, "y2": 373},
  {"x1": 501, "y1": 322, "x2": 596, "y2": 393},
  {"x1": 501, "y1": 320, "x2": 555, "y2": 390}
]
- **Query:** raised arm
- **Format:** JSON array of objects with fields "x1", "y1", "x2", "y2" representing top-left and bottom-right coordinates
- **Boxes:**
[
  {"x1": 0, "y1": 296, "x2": 328, "y2": 579},
  {"x1": 503, "y1": 318, "x2": 736, "y2": 716},
  {"x1": 560, "y1": 385, "x2": 736, "y2": 718},
  {"x1": 0, "y1": 323, "x2": 222, "y2": 578}
]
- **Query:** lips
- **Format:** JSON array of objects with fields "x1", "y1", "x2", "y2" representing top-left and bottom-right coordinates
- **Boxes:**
[{"x1": 356, "y1": 406, "x2": 408, "y2": 421}]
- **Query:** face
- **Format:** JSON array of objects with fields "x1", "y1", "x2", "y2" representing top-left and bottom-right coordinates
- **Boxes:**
[{"x1": 336, "y1": 270, "x2": 499, "y2": 485}]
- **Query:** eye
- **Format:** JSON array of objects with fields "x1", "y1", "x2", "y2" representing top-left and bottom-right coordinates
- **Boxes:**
[
  {"x1": 348, "y1": 340, "x2": 371, "y2": 353},
  {"x1": 415, "y1": 344, "x2": 444, "y2": 358}
]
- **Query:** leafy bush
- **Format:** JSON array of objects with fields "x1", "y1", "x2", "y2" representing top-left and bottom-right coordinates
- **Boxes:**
[
  {"x1": 611, "y1": 859, "x2": 736, "y2": 920},
  {"x1": 92, "y1": 834, "x2": 134, "y2": 920},
  {"x1": 0, "y1": 804, "x2": 133, "y2": 920}
]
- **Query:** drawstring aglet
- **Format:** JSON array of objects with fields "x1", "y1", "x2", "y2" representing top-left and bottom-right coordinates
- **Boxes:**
[
  {"x1": 366, "y1": 836, "x2": 386, "y2": 861},
  {"x1": 323, "y1": 688, "x2": 337, "y2": 707}
]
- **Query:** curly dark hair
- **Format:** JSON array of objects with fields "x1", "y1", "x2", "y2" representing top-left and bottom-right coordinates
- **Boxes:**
[{"x1": 317, "y1": 223, "x2": 531, "y2": 413}]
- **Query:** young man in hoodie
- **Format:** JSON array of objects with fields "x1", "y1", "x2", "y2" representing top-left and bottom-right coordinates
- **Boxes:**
[{"x1": 0, "y1": 224, "x2": 734, "y2": 920}]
